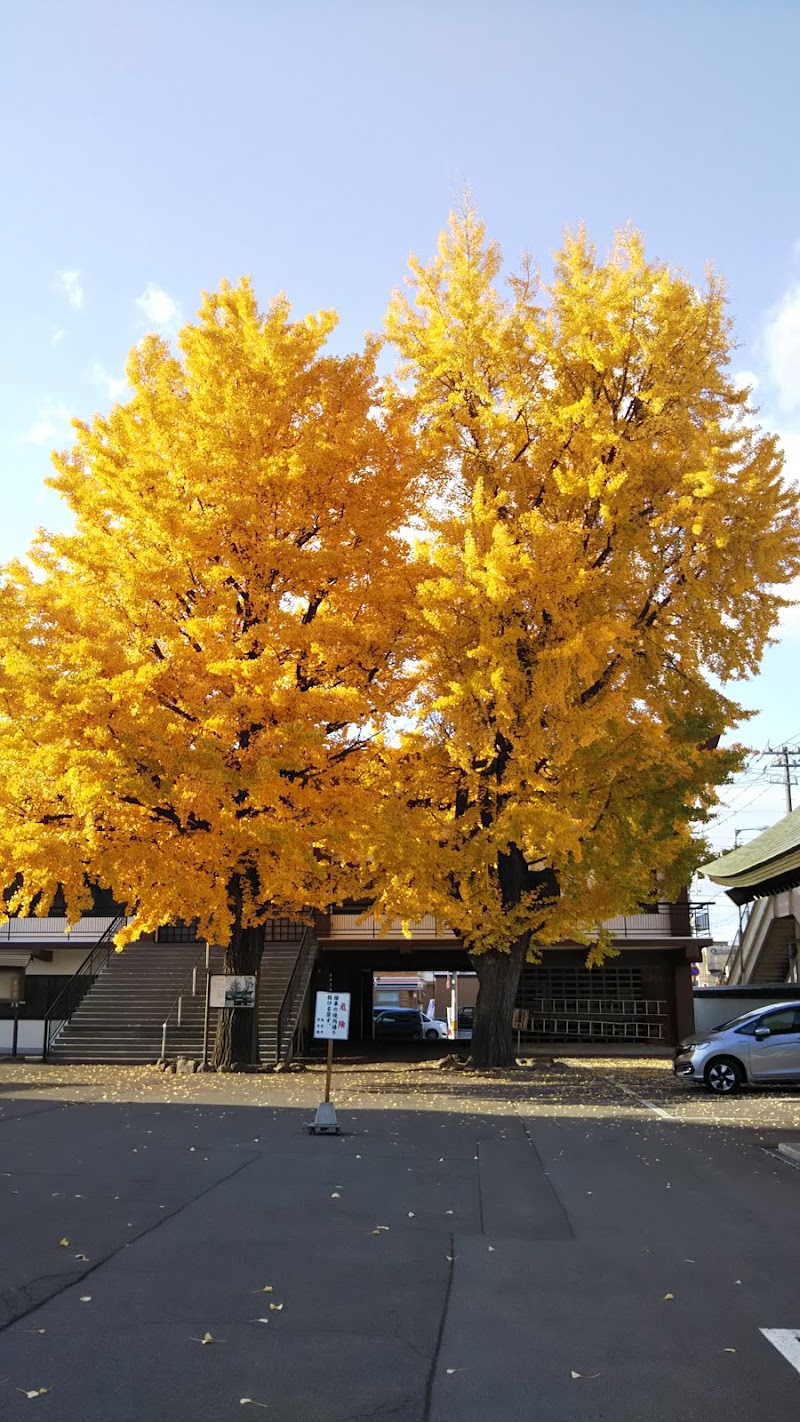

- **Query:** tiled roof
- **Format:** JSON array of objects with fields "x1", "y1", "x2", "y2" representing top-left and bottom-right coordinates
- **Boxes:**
[{"x1": 700, "y1": 808, "x2": 800, "y2": 889}]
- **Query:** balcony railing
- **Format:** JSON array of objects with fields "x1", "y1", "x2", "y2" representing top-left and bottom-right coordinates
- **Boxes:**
[
  {"x1": 327, "y1": 912, "x2": 457, "y2": 939},
  {"x1": 326, "y1": 902, "x2": 712, "y2": 943},
  {"x1": 601, "y1": 904, "x2": 710, "y2": 939},
  {"x1": 0, "y1": 915, "x2": 125, "y2": 944}
]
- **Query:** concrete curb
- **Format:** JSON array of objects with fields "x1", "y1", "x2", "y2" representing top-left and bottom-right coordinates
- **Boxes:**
[{"x1": 777, "y1": 1142, "x2": 800, "y2": 1165}]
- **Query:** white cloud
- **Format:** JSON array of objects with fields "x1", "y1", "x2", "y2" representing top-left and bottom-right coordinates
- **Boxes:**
[
  {"x1": 775, "y1": 426, "x2": 800, "y2": 482},
  {"x1": 50, "y1": 326, "x2": 65, "y2": 347},
  {"x1": 776, "y1": 581, "x2": 800, "y2": 639},
  {"x1": 762, "y1": 280, "x2": 800, "y2": 412},
  {"x1": 18, "y1": 401, "x2": 75, "y2": 447},
  {"x1": 55, "y1": 270, "x2": 84, "y2": 310},
  {"x1": 136, "y1": 283, "x2": 180, "y2": 330},
  {"x1": 769, "y1": 428, "x2": 800, "y2": 639},
  {"x1": 732, "y1": 368, "x2": 759, "y2": 394},
  {"x1": 92, "y1": 362, "x2": 128, "y2": 401}
]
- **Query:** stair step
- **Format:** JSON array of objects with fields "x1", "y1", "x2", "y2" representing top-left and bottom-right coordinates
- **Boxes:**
[{"x1": 48, "y1": 928, "x2": 317, "y2": 1065}]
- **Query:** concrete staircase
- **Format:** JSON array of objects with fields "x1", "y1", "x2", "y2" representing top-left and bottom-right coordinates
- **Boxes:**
[
  {"x1": 47, "y1": 931, "x2": 318, "y2": 1066},
  {"x1": 726, "y1": 890, "x2": 800, "y2": 985}
]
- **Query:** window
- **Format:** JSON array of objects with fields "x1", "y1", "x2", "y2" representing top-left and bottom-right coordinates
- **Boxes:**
[{"x1": 758, "y1": 1008, "x2": 799, "y2": 1036}]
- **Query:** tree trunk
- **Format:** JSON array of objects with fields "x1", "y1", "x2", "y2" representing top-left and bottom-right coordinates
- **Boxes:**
[
  {"x1": 468, "y1": 933, "x2": 529, "y2": 1069},
  {"x1": 213, "y1": 920, "x2": 265, "y2": 1069}
]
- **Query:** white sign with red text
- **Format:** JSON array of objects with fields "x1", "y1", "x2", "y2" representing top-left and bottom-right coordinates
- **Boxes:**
[{"x1": 314, "y1": 991, "x2": 351, "y2": 1040}]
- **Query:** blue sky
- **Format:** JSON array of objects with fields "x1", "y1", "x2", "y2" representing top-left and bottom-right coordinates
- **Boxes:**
[{"x1": 2, "y1": 0, "x2": 799, "y2": 941}]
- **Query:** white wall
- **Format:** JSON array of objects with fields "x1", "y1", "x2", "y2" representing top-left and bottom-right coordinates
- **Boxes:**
[
  {"x1": 0, "y1": 1019, "x2": 44, "y2": 1054},
  {"x1": 0, "y1": 948, "x2": 89, "y2": 1057},
  {"x1": 694, "y1": 986, "x2": 800, "y2": 1034}
]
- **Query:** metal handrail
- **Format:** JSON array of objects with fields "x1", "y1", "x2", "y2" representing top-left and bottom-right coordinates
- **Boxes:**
[
  {"x1": 43, "y1": 914, "x2": 127, "y2": 1059},
  {"x1": 275, "y1": 927, "x2": 317, "y2": 1063},
  {"x1": 159, "y1": 941, "x2": 211, "y2": 1061},
  {"x1": 723, "y1": 898, "x2": 764, "y2": 983}
]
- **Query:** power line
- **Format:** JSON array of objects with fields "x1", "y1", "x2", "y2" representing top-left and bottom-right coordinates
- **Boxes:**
[{"x1": 766, "y1": 744, "x2": 800, "y2": 814}]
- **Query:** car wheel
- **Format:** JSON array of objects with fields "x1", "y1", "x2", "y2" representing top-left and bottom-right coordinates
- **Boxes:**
[
  {"x1": 425, "y1": 1029, "x2": 440, "y2": 1041},
  {"x1": 704, "y1": 1056, "x2": 744, "y2": 1095}
]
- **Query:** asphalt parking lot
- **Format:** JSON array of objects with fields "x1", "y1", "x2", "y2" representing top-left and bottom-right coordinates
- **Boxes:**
[{"x1": 2, "y1": 1055, "x2": 800, "y2": 1422}]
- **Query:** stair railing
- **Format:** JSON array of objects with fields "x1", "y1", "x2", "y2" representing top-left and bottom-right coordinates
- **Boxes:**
[
  {"x1": 274, "y1": 927, "x2": 318, "y2": 1064},
  {"x1": 159, "y1": 941, "x2": 214, "y2": 1061},
  {"x1": 43, "y1": 914, "x2": 127, "y2": 1060}
]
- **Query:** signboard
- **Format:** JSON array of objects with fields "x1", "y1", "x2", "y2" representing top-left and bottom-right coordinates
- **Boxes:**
[
  {"x1": 209, "y1": 974, "x2": 256, "y2": 1009},
  {"x1": 314, "y1": 991, "x2": 351, "y2": 1040},
  {"x1": 0, "y1": 969, "x2": 25, "y2": 1004}
]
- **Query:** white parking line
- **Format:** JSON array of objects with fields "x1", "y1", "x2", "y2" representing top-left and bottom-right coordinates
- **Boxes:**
[
  {"x1": 601, "y1": 1075, "x2": 678, "y2": 1121},
  {"x1": 760, "y1": 1329, "x2": 800, "y2": 1376}
]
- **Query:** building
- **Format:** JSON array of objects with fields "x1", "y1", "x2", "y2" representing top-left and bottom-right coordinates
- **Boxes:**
[
  {"x1": 701, "y1": 810, "x2": 800, "y2": 985},
  {"x1": 1, "y1": 892, "x2": 711, "y2": 1060}
]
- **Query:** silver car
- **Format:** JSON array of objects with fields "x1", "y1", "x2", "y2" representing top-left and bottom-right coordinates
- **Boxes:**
[
  {"x1": 674, "y1": 1002, "x2": 800, "y2": 1094},
  {"x1": 420, "y1": 1014, "x2": 448, "y2": 1040}
]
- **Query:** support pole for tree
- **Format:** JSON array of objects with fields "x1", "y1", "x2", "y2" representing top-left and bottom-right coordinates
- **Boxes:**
[{"x1": 202, "y1": 942, "x2": 211, "y2": 1069}]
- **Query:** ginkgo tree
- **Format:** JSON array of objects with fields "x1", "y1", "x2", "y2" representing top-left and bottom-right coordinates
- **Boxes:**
[
  {"x1": 0, "y1": 280, "x2": 422, "y2": 1066},
  {"x1": 374, "y1": 207, "x2": 800, "y2": 1067},
  {"x1": 2, "y1": 213, "x2": 798, "y2": 1074}
]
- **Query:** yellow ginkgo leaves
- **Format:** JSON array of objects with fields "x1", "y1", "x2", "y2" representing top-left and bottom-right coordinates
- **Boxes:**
[
  {"x1": 0, "y1": 279, "x2": 423, "y2": 997},
  {"x1": 376, "y1": 204, "x2": 800, "y2": 1064},
  {"x1": 1, "y1": 213, "x2": 798, "y2": 1074}
]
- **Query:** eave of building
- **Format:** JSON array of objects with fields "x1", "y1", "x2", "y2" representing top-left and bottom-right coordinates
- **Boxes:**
[{"x1": 700, "y1": 808, "x2": 800, "y2": 904}]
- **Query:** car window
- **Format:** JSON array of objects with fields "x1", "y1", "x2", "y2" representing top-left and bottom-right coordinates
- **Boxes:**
[
  {"x1": 758, "y1": 1007, "x2": 799, "y2": 1036},
  {"x1": 715, "y1": 1010, "x2": 761, "y2": 1033}
]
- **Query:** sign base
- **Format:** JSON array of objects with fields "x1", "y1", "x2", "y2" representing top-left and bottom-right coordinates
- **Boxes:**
[{"x1": 310, "y1": 1100, "x2": 340, "y2": 1135}]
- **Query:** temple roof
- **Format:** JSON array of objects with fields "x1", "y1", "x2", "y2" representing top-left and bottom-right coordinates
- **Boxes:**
[{"x1": 700, "y1": 808, "x2": 800, "y2": 904}]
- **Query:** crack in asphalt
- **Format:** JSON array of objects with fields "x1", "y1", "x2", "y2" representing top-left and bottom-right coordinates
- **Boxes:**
[
  {"x1": 514, "y1": 1110, "x2": 575, "y2": 1240},
  {"x1": 0, "y1": 1102, "x2": 70, "y2": 1127},
  {"x1": 0, "y1": 1151, "x2": 260, "y2": 1333},
  {"x1": 421, "y1": 1231, "x2": 455, "y2": 1422}
]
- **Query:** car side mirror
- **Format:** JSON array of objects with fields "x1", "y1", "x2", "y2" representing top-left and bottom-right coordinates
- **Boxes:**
[{"x1": 754, "y1": 1026, "x2": 771, "y2": 1040}]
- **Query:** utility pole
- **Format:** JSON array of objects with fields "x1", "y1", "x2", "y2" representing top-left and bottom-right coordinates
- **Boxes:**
[{"x1": 767, "y1": 745, "x2": 800, "y2": 815}]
